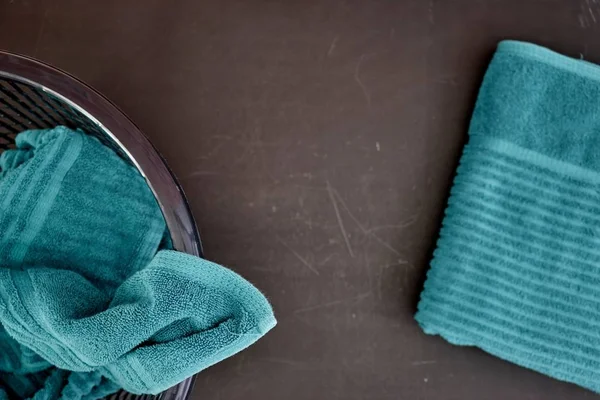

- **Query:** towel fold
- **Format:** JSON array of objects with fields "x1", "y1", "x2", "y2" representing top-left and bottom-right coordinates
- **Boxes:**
[
  {"x1": 0, "y1": 250, "x2": 276, "y2": 395},
  {"x1": 415, "y1": 41, "x2": 600, "y2": 393},
  {"x1": 0, "y1": 127, "x2": 276, "y2": 398},
  {"x1": 0, "y1": 127, "x2": 166, "y2": 294}
]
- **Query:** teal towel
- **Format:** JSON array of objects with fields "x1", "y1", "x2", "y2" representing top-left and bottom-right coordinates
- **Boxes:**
[
  {"x1": 415, "y1": 41, "x2": 600, "y2": 393},
  {"x1": 0, "y1": 127, "x2": 276, "y2": 398},
  {"x1": 0, "y1": 127, "x2": 166, "y2": 292}
]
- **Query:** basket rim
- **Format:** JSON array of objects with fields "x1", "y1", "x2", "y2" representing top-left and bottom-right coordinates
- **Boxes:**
[{"x1": 0, "y1": 50, "x2": 201, "y2": 400}]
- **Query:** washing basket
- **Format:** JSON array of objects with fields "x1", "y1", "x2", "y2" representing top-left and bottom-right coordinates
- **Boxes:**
[{"x1": 0, "y1": 51, "x2": 202, "y2": 400}]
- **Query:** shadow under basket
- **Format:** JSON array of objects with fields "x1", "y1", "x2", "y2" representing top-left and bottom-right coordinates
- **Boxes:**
[{"x1": 0, "y1": 51, "x2": 203, "y2": 400}]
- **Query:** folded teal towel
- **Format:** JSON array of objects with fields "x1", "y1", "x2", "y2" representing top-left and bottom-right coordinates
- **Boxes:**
[
  {"x1": 0, "y1": 127, "x2": 276, "y2": 398},
  {"x1": 415, "y1": 41, "x2": 600, "y2": 393}
]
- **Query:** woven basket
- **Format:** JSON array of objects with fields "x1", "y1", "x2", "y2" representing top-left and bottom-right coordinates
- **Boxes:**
[{"x1": 0, "y1": 51, "x2": 202, "y2": 400}]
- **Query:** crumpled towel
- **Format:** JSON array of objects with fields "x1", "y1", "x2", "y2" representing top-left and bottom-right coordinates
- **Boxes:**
[
  {"x1": 0, "y1": 127, "x2": 276, "y2": 398},
  {"x1": 416, "y1": 41, "x2": 600, "y2": 393}
]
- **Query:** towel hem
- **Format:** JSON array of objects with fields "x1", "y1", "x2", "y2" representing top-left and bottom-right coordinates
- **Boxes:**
[
  {"x1": 468, "y1": 135, "x2": 600, "y2": 184},
  {"x1": 497, "y1": 40, "x2": 600, "y2": 83}
]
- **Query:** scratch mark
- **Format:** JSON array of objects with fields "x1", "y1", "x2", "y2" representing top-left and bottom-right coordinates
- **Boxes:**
[
  {"x1": 365, "y1": 251, "x2": 374, "y2": 295},
  {"x1": 322, "y1": 183, "x2": 413, "y2": 259},
  {"x1": 354, "y1": 54, "x2": 372, "y2": 107},
  {"x1": 376, "y1": 259, "x2": 384, "y2": 301},
  {"x1": 382, "y1": 260, "x2": 410, "y2": 268},
  {"x1": 197, "y1": 140, "x2": 227, "y2": 160},
  {"x1": 326, "y1": 180, "x2": 355, "y2": 257},
  {"x1": 293, "y1": 292, "x2": 371, "y2": 314},
  {"x1": 412, "y1": 360, "x2": 437, "y2": 366},
  {"x1": 327, "y1": 35, "x2": 339, "y2": 57},
  {"x1": 389, "y1": 27, "x2": 395, "y2": 39},
  {"x1": 364, "y1": 229, "x2": 401, "y2": 256},
  {"x1": 332, "y1": 190, "x2": 403, "y2": 256},
  {"x1": 277, "y1": 236, "x2": 320, "y2": 275},
  {"x1": 365, "y1": 216, "x2": 419, "y2": 233},
  {"x1": 318, "y1": 253, "x2": 337, "y2": 266},
  {"x1": 579, "y1": 0, "x2": 598, "y2": 27}
]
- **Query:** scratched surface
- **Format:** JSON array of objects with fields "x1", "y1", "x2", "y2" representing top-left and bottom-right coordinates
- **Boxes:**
[{"x1": 1, "y1": 0, "x2": 600, "y2": 399}]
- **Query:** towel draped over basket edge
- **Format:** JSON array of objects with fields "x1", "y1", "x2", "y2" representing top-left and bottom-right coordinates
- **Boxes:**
[{"x1": 0, "y1": 127, "x2": 276, "y2": 398}]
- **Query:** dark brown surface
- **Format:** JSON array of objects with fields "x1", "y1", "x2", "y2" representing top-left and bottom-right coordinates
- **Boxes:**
[{"x1": 1, "y1": 1, "x2": 600, "y2": 399}]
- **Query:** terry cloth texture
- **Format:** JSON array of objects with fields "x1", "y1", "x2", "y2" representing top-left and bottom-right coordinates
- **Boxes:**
[
  {"x1": 0, "y1": 127, "x2": 276, "y2": 398},
  {"x1": 415, "y1": 40, "x2": 600, "y2": 393}
]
